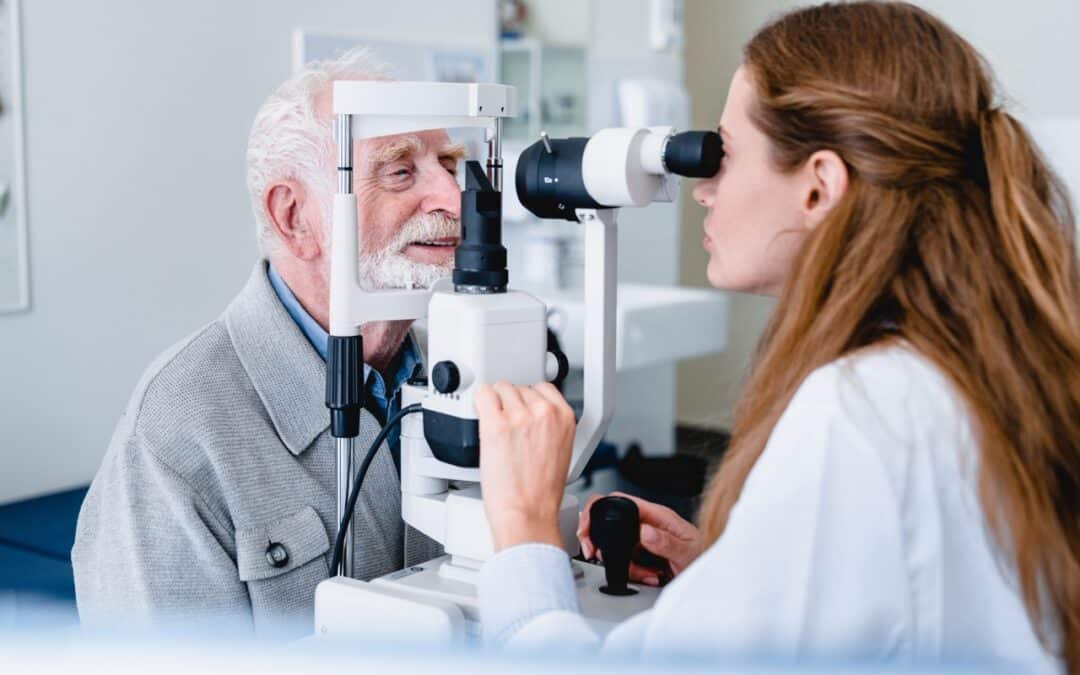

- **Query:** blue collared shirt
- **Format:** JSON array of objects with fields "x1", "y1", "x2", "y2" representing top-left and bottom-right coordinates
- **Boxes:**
[{"x1": 267, "y1": 263, "x2": 421, "y2": 454}]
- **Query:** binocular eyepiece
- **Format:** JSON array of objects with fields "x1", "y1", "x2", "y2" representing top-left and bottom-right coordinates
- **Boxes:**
[{"x1": 516, "y1": 128, "x2": 722, "y2": 221}]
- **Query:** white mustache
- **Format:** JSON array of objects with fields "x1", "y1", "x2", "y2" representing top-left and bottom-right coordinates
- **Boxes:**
[
  {"x1": 350, "y1": 212, "x2": 460, "y2": 291},
  {"x1": 387, "y1": 212, "x2": 461, "y2": 253}
]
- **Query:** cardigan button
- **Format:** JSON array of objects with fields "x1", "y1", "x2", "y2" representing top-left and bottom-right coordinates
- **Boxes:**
[{"x1": 265, "y1": 541, "x2": 289, "y2": 568}]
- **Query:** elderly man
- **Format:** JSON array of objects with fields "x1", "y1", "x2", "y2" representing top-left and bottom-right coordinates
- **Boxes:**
[{"x1": 72, "y1": 49, "x2": 460, "y2": 637}]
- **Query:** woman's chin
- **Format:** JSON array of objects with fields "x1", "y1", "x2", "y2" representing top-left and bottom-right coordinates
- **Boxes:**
[
  {"x1": 705, "y1": 261, "x2": 731, "y2": 290},
  {"x1": 707, "y1": 264, "x2": 773, "y2": 296}
]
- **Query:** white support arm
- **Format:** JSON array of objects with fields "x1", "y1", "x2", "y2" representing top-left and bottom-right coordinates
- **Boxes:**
[
  {"x1": 332, "y1": 81, "x2": 516, "y2": 117},
  {"x1": 329, "y1": 194, "x2": 432, "y2": 335},
  {"x1": 566, "y1": 208, "x2": 619, "y2": 482},
  {"x1": 333, "y1": 81, "x2": 516, "y2": 140}
]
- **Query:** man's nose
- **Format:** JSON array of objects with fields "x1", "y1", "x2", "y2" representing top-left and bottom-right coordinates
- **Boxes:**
[
  {"x1": 692, "y1": 178, "x2": 715, "y2": 209},
  {"x1": 420, "y1": 165, "x2": 462, "y2": 219}
]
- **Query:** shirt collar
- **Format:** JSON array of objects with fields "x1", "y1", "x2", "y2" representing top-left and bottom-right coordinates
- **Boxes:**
[
  {"x1": 267, "y1": 263, "x2": 330, "y2": 360},
  {"x1": 266, "y1": 261, "x2": 422, "y2": 398}
]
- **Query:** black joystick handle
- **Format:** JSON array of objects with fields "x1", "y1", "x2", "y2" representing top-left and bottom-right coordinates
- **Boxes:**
[{"x1": 589, "y1": 496, "x2": 639, "y2": 596}]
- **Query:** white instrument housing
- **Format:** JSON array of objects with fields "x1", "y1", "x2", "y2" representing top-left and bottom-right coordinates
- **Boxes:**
[
  {"x1": 423, "y1": 288, "x2": 546, "y2": 422},
  {"x1": 581, "y1": 126, "x2": 680, "y2": 207}
]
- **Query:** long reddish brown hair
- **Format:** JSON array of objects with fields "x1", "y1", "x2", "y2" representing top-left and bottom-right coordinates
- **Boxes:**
[{"x1": 698, "y1": 2, "x2": 1080, "y2": 668}]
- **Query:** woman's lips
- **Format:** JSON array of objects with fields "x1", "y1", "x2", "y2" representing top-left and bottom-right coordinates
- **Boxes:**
[{"x1": 703, "y1": 234, "x2": 713, "y2": 250}]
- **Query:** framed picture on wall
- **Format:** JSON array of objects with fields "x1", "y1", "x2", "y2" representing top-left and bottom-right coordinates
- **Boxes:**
[{"x1": 0, "y1": 0, "x2": 29, "y2": 314}]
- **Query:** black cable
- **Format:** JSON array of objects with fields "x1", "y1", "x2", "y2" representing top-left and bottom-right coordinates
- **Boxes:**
[{"x1": 330, "y1": 403, "x2": 423, "y2": 577}]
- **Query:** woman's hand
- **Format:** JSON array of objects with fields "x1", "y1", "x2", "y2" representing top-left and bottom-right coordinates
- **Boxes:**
[
  {"x1": 577, "y1": 492, "x2": 703, "y2": 586},
  {"x1": 476, "y1": 381, "x2": 577, "y2": 552}
]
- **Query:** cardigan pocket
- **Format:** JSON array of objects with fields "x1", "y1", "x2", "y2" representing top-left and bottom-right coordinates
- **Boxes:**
[{"x1": 235, "y1": 505, "x2": 330, "y2": 582}]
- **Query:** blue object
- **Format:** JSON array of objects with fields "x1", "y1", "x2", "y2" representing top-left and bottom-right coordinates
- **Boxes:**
[
  {"x1": 0, "y1": 486, "x2": 87, "y2": 561},
  {"x1": 0, "y1": 486, "x2": 87, "y2": 629},
  {"x1": 0, "y1": 543, "x2": 76, "y2": 600}
]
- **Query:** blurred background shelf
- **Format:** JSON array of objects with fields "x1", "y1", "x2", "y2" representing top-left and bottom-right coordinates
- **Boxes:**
[{"x1": 499, "y1": 37, "x2": 587, "y2": 142}]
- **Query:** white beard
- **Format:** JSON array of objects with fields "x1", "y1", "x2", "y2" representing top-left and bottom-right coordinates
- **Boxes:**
[
  {"x1": 357, "y1": 251, "x2": 450, "y2": 290},
  {"x1": 355, "y1": 211, "x2": 459, "y2": 290}
]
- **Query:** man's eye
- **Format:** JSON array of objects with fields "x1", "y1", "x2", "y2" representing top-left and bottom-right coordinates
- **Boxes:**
[{"x1": 392, "y1": 168, "x2": 411, "y2": 178}]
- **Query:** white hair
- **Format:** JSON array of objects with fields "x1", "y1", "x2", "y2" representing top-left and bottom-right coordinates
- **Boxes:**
[{"x1": 246, "y1": 47, "x2": 390, "y2": 256}]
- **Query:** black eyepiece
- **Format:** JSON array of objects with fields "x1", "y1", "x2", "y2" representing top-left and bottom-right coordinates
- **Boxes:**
[{"x1": 664, "y1": 131, "x2": 723, "y2": 178}]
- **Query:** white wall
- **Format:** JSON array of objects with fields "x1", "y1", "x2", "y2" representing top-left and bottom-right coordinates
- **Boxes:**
[
  {"x1": 676, "y1": 0, "x2": 1080, "y2": 430},
  {"x1": 0, "y1": 0, "x2": 495, "y2": 504},
  {"x1": 585, "y1": 0, "x2": 686, "y2": 457}
]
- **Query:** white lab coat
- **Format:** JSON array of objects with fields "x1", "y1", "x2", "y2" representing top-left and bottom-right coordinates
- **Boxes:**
[{"x1": 479, "y1": 344, "x2": 1060, "y2": 672}]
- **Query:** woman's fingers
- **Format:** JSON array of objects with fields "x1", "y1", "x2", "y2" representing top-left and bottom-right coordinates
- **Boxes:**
[
  {"x1": 480, "y1": 381, "x2": 572, "y2": 424},
  {"x1": 607, "y1": 491, "x2": 701, "y2": 569},
  {"x1": 576, "y1": 494, "x2": 603, "y2": 559},
  {"x1": 575, "y1": 491, "x2": 703, "y2": 576},
  {"x1": 628, "y1": 561, "x2": 664, "y2": 587},
  {"x1": 577, "y1": 492, "x2": 693, "y2": 563},
  {"x1": 478, "y1": 380, "x2": 575, "y2": 552},
  {"x1": 532, "y1": 382, "x2": 569, "y2": 410},
  {"x1": 517, "y1": 384, "x2": 547, "y2": 408},
  {"x1": 640, "y1": 522, "x2": 698, "y2": 569},
  {"x1": 492, "y1": 381, "x2": 526, "y2": 412},
  {"x1": 611, "y1": 491, "x2": 699, "y2": 543},
  {"x1": 474, "y1": 383, "x2": 502, "y2": 417}
]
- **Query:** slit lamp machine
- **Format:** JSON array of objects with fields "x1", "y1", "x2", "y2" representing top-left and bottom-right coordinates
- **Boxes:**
[{"x1": 313, "y1": 79, "x2": 721, "y2": 642}]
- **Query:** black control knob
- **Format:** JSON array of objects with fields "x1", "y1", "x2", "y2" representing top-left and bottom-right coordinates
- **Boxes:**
[
  {"x1": 546, "y1": 329, "x2": 569, "y2": 389},
  {"x1": 431, "y1": 361, "x2": 461, "y2": 394},
  {"x1": 589, "y1": 496, "x2": 639, "y2": 596}
]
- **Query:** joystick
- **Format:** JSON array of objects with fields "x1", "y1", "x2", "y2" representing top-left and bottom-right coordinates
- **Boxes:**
[{"x1": 588, "y1": 496, "x2": 640, "y2": 596}]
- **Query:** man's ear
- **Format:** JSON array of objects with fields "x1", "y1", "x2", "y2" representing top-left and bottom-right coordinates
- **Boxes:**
[
  {"x1": 800, "y1": 149, "x2": 849, "y2": 229},
  {"x1": 263, "y1": 179, "x2": 323, "y2": 260}
]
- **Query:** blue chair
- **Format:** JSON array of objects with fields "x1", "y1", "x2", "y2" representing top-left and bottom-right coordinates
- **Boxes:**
[{"x1": 0, "y1": 487, "x2": 88, "y2": 630}]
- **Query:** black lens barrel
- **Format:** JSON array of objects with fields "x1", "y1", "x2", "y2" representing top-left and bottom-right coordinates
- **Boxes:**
[
  {"x1": 453, "y1": 161, "x2": 508, "y2": 291},
  {"x1": 515, "y1": 137, "x2": 605, "y2": 221}
]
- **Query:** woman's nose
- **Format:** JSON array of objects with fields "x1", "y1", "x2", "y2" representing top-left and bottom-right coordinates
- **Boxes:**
[{"x1": 692, "y1": 179, "x2": 714, "y2": 208}]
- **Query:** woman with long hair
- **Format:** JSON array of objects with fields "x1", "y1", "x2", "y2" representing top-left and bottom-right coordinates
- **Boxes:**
[{"x1": 474, "y1": 2, "x2": 1079, "y2": 671}]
